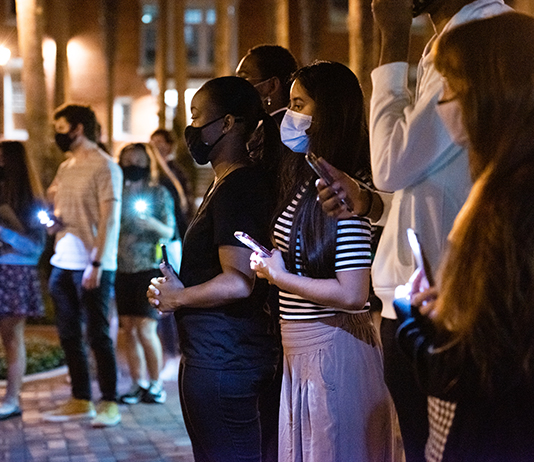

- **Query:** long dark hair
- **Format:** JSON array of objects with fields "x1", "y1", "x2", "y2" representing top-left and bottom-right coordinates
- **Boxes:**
[
  {"x1": 279, "y1": 61, "x2": 371, "y2": 278},
  {"x1": 0, "y1": 141, "x2": 43, "y2": 228},
  {"x1": 433, "y1": 13, "x2": 534, "y2": 394},
  {"x1": 199, "y1": 76, "x2": 284, "y2": 182}
]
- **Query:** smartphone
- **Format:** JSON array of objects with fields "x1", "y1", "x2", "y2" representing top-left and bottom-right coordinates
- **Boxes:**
[
  {"x1": 160, "y1": 243, "x2": 178, "y2": 277},
  {"x1": 234, "y1": 231, "x2": 272, "y2": 258},
  {"x1": 161, "y1": 243, "x2": 170, "y2": 265},
  {"x1": 406, "y1": 228, "x2": 435, "y2": 287},
  {"x1": 305, "y1": 152, "x2": 353, "y2": 212},
  {"x1": 305, "y1": 152, "x2": 334, "y2": 185}
]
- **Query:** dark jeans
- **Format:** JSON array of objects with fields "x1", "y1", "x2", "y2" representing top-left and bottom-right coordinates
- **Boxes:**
[
  {"x1": 381, "y1": 317, "x2": 428, "y2": 462},
  {"x1": 49, "y1": 267, "x2": 118, "y2": 402},
  {"x1": 179, "y1": 362, "x2": 277, "y2": 462}
]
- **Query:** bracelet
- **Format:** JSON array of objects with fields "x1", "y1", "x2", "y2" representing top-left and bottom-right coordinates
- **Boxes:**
[{"x1": 359, "y1": 190, "x2": 373, "y2": 218}]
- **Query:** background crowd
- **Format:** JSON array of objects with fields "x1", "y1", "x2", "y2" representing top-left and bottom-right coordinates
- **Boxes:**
[{"x1": 1, "y1": 0, "x2": 534, "y2": 461}]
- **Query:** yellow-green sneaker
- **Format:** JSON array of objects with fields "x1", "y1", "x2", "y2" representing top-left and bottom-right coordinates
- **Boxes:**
[
  {"x1": 91, "y1": 400, "x2": 121, "y2": 427},
  {"x1": 42, "y1": 398, "x2": 96, "y2": 422}
]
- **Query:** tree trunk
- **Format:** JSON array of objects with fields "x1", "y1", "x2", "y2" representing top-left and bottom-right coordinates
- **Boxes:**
[
  {"x1": 101, "y1": 0, "x2": 118, "y2": 150},
  {"x1": 275, "y1": 0, "x2": 290, "y2": 48},
  {"x1": 214, "y1": 0, "x2": 232, "y2": 77},
  {"x1": 298, "y1": 0, "x2": 321, "y2": 66},
  {"x1": 172, "y1": 0, "x2": 196, "y2": 194},
  {"x1": 348, "y1": 0, "x2": 376, "y2": 115},
  {"x1": 15, "y1": 0, "x2": 54, "y2": 185},
  {"x1": 51, "y1": 0, "x2": 69, "y2": 108},
  {"x1": 156, "y1": 0, "x2": 169, "y2": 128},
  {"x1": 173, "y1": 0, "x2": 187, "y2": 141}
]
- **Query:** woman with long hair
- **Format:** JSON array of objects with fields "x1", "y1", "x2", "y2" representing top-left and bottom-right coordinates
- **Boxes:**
[
  {"x1": 0, "y1": 141, "x2": 45, "y2": 420},
  {"x1": 397, "y1": 12, "x2": 534, "y2": 461},
  {"x1": 251, "y1": 61, "x2": 398, "y2": 462},
  {"x1": 115, "y1": 142, "x2": 175, "y2": 405},
  {"x1": 147, "y1": 76, "x2": 282, "y2": 462}
]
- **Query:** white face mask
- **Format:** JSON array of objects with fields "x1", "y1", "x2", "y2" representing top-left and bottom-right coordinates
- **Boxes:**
[
  {"x1": 436, "y1": 98, "x2": 470, "y2": 148},
  {"x1": 280, "y1": 109, "x2": 312, "y2": 153}
]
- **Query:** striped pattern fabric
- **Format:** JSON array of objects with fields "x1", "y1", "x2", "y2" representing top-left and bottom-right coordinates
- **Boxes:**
[{"x1": 274, "y1": 187, "x2": 372, "y2": 320}]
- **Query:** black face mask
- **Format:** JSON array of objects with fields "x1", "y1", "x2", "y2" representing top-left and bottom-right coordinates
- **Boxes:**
[
  {"x1": 0, "y1": 166, "x2": 5, "y2": 182},
  {"x1": 122, "y1": 165, "x2": 150, "y2": 182},
  {"x1": 55, "y1": 132, "x2": 76, "y2": 153},
  {"x1": 184, "y1": 115, "x2": 226, "y2": 165}
]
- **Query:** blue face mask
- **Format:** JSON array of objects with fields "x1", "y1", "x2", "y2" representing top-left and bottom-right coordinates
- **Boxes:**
[{"x1": 280, "y1": 109, "x2": 312, "y2": 153}]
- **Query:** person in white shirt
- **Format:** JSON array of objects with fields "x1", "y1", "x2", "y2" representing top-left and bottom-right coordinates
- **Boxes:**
[
  {"x1": 315, "y1": 0, "x2": 512, "y2": 460},
  {"x1": 42, "y1": 104, "x2": 123, "y2": 428},
  {"x1": 369, "y1": 0, "x2": 512, "y2": 460}
]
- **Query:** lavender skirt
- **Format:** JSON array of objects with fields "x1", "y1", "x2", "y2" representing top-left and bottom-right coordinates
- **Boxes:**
[
  {"x1": 279, "y1": 312, "x2": 401, "y2": 462},
  {"x1": 0, "y1": 264, "x2": 44, "y2": 318}
]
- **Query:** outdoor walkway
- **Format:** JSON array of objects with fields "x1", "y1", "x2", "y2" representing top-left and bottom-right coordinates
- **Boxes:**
[{"x1": 0, "y1": 326, "x2": 194, "y2": 462}]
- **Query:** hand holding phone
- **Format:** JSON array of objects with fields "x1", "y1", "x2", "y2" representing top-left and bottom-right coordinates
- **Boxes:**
[
  {"x1": 306, "y1": 152, "x2": 379, "y2": 215},
  {"x1": 234, "y1": 231, "x2": 272, "y2": 258}
]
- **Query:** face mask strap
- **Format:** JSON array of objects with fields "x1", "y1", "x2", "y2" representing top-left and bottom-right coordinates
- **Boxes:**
[{"x1": 198, "y1": 115, "x2": 226, "y2": 130}]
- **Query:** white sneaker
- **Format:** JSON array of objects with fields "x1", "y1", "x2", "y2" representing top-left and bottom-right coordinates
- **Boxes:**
[{"x1": 142, "y1": 382, "x2": 167, "y2": 404}]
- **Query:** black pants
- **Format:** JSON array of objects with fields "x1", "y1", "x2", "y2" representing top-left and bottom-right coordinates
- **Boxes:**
[
  {"x1": 179, "y1": 362, "x2": 277, "y2": 462},
  {"x1": 49, "y1": 267, "x2": 118, "y2": 402},
  {"x1": 381, "y1": 317, "x2": 428, "y2": 462}
]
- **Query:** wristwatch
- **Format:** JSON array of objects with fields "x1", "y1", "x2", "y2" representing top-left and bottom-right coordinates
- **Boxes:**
[{"x1": 91, "y1": 260, "x2": 102, "y2": 268}]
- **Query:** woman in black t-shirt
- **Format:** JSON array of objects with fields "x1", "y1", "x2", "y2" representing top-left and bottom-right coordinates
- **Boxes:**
[{"x1": 147, "y1": 76, "x2": 282, "y2": 462}]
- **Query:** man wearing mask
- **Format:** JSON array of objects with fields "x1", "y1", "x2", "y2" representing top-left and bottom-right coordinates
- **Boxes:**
[
  {"x1": 370, "y1": 0, "x2": 512, "y2": 460},
  {"x1": 43, "y1": 104, "x2": 123, "y2": 427}
]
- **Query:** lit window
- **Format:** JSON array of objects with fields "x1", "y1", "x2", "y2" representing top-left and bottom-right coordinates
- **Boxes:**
[
  {"x1": 139, "y1": 1, "x2": 217, "y2": 74},
  {"x1": 140, "y1": 3, "x2": 158, "y2": 69},
  {"x1": 113, "y1": 97, "x2": 133, "y2": 140},
  {"x1": 185, "y1": 8, "x2": 203, "y2": 24}
]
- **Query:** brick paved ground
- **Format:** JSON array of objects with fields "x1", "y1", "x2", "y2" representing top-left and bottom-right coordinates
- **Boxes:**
[{"x1": 0, "y1": 326, "x2": 194, "y2": 462}]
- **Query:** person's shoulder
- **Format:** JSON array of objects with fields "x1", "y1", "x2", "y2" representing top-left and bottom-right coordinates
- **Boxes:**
[
  {"x1": 220, "y1": 166, "x2": 272, "y2": 195},
  {"x1": 91, "y1": 149, "x2": 121, "y2": 173}
]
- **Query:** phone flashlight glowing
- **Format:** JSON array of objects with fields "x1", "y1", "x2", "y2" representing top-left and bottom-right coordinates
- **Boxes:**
[
  {"x1": 234, "y1": 231, "x2": 272, "y2": 258},
  {"x1": 407, "y1": 228, "x2": 435, "y2": 287}
]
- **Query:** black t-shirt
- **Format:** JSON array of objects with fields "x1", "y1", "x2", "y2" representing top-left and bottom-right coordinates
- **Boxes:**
[{"x1": 175, "y1": 165, "x2": 278, "y2": 370}]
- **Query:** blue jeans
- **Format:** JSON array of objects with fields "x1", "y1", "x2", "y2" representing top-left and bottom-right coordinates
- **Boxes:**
[
  {"x1": 179, "y1": 362, "x2": 277, "y2": 462},
  {"x1": 49, "y1": 267, "x2": 117, "y2": 402}
]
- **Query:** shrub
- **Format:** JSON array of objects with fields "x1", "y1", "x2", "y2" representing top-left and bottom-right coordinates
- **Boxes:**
[{"x1": 0, "y1": 337, "x2": 65, "y2": 379}]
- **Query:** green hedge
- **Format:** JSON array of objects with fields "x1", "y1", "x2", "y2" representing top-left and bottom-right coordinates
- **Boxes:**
[{"x1": 0, "y1": 337, "x2": 65, "y2": 380}]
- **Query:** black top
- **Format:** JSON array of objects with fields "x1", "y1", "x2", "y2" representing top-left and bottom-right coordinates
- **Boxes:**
[
  {"x1": 176, "y1": 165, "x2": 279, "y2": 370},
  {"x1": 396, "y1": 316, "x2": 534, "y2": 461}
]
